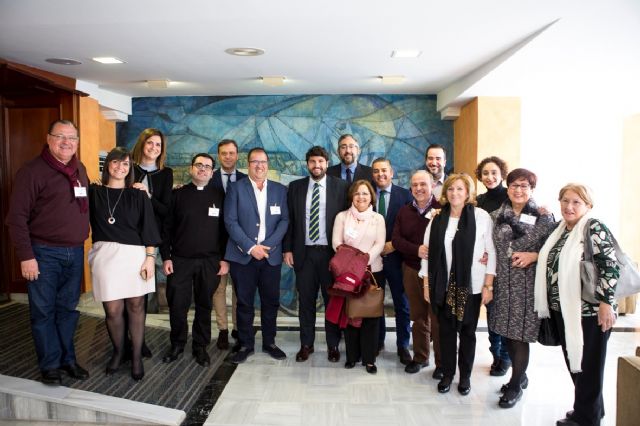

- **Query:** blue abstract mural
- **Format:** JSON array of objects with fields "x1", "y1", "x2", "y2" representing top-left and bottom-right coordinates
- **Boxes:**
[{"x1": 117, "y1": 94, "x2": 452, "y2": 315}]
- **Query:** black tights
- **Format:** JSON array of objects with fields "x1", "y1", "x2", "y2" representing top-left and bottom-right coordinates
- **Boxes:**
[
  {"x1": 506, "y1": 338, "x2": 529, "y2": 389},
  {"x1": 104, "y1": 296, "x2": 145, "y2": 375}
]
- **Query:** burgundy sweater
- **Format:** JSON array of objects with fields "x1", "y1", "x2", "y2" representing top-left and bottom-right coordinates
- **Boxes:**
[
  {"x1": 6, "y1": 155, "x2": 90, "y2": 261},
  {"x1": 391, "y1": 199, "x2": 439, "y2": 271}
]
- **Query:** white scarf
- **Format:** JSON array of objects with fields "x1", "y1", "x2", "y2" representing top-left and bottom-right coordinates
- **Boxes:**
[{"x1": 534, "y1": 213, "x2": 591, "y2": 372}]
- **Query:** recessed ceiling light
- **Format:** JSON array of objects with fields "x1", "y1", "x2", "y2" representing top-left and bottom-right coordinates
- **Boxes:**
[
  {"x1": 225, "y1": 47, "x2": 265, "y2": 57},
  {"x1": 92, "y1": 57, "x2": 125, "y2": 64},
  {"x1": 146, "y1": 80, "x2": 171, "y2": 89},
  {"x1": 45, "y1": 58, "x2": 82, "y2": 65},
  {"x1": 380, "y1": 75, "x2": 406, "y2": 85},
  {"x1": 391, "y1": 50, "x2": 422, "y2": 58},
  {"x1": 261, "y1": 76, "x2": 285, "y2": 86}
]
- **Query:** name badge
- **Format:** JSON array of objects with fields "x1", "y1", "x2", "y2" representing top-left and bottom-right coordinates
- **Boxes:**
[
  {"x1": 209, "y1": 207, "x2": 220, "y2": 217},
  {"x1": 519, "y1": 213, "x2": 537, "y2": 225},
  {"x1": 74, "y1": 186, "x2": 87, "y2": 197},
  {"x1": 270, "y1": 205, "x2": 281, "y2": 215},
  {"x1": 346, "y1": 228, "x2": 358, "y2": 239}
]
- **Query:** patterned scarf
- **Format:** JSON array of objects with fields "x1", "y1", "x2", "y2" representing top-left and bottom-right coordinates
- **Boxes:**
[{"x1": 40, "y1": 146, "x2": 88, "y2": 213}]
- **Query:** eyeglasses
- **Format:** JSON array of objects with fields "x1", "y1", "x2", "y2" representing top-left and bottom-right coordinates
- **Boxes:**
[
  {"x1": 339, "y1": 144, "x2": 358, "y2": 150},
  {"x1": 509, "y1": 183, "x2": 531, "y2": 191},
  {"x1": 193, "y1": 163, "x2": 213, "y2": 171},
  {"x1": 49, "y1": 134, "x2": 79, "y2": 143},
  {"x1": 248, "y1": 160, "x2": 268, "y2": 166}
]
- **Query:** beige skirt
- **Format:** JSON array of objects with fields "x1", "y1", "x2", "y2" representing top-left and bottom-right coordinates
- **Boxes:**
[{"x1": 88, "y1": 241, "x2": 155, "y2": 302}]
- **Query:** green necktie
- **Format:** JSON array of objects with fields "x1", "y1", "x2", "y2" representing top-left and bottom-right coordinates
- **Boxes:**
[{"x1": 378, "y1": 190, "x2": 387, "y2": 217}]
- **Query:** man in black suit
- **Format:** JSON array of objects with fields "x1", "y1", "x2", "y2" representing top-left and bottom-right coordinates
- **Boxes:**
[
  {"x1": 210, "y1": 139, "x2": 246, "y2": 350},
  {"x1": 371, "y1": 157, "x2": 414, "y2": 366},
  {"x1": 284, "y1": 146, "x2": 349, "y2": 363},
  {"x1": 424, "y1": 144, "x2": 448, "y2": 200},
  {"x1": 326, "y1": 134, "x2": 373, "y2": 185}
]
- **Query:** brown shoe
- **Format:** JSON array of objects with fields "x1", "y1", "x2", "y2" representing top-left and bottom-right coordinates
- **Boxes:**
[
  {"x1": 328, "y1": 346, "x2": 340, "y2": 362},
  {"x1": 295, "y1": 345, "x2": 314, "y2": 362}
]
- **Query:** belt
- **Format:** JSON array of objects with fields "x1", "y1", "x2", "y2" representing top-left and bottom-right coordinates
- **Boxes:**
[{"x1": 306, "y1": 245, "x2": 329, "y2": 249}]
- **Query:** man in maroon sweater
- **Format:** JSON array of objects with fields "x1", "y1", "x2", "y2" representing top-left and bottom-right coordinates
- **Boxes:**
[
  {"x1": 391, "y1": 170, "x2": 443, "y2": 379},
  {"x1": 6, "y1": 120, "x2": 90, "y2": 385}
]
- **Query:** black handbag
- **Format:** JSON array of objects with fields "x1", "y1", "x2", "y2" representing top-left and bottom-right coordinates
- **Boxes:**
[{"x1": 537, "y1": 318, "x2": 561, "y2": 346}]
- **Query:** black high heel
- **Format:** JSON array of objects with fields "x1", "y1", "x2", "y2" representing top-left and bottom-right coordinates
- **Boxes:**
[
  {"x1": 105, "y1": 352, "x2": 122, "y2": 376},
  {"x1": 131, "y1": 360, "x2": 144, "y2": 381}
]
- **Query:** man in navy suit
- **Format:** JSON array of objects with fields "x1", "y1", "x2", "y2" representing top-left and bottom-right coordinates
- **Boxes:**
[
  {"x1": 224, "y1": 148, "x2": 289, "y2": 364},
  {"x1": 326, "y1": 134, "x2": 373, "y2": 185},
  {"x1": 283, "y1": 146, "x2": 349, "y2": 363},
  {"x1": 371, "y1": 157, "x2": 413, "y2": 366},
  {"x1": 210, "y1": 139, "x2": 246, "y2": 350}
]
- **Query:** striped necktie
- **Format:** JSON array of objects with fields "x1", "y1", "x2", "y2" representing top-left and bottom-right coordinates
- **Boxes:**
[{"x1": 309, "y1": 182, "x2": 320, "y2": 242}]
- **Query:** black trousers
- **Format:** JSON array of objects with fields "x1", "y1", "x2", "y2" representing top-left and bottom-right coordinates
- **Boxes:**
[
  {"x1": 230, "y1": 258, "x2": 281, "y2": 351},
  {"x1": 344, "y1": 271, "x2": 384, "y2": 365},
  {"x1": 296, "y1": 246, "x2": 340, "y2": 348},
  {"x1": 437, "y1": 293, "x2": 482, "y2": 380},
  {"x1": 166, "y1": 256, "x2": 221, "y2": 349},
  {"x1": 551, "y1": 310, "x2": 610, "y2": 425}
]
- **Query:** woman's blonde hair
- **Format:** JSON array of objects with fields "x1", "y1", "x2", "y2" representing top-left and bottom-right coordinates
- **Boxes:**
[
  {"x1": 558, "y1": 183, "x2": 594, "y2": 208},
  {"x1": 439, "y1": 173, "x2": 476, "y2": 206}
]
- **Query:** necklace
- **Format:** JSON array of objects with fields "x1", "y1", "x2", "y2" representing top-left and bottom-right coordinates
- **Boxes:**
[{"x1": 106, "y1": 187, "x2": 125, "y2": 225}]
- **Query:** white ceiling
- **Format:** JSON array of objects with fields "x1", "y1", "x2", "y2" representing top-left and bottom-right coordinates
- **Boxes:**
[{"x1": 1, "y1": 0, "x2": 639, "y2": 105}]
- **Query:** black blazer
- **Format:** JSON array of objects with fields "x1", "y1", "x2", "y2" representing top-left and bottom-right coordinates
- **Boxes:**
[
  {"x1": 376, "y1": 184, "x2": 413, "y2": 242},
  {"x1": 210, "y1": 169, "x2": 247, "y2": 192},
  {"x1": 133, "y1": 165, "x2": 174, "y2": 235},
  {"x1": 326, "y1": 162, "x2": 373, "y2": 184},
  {"x1": 283, "y1": 175, "x2": 349, "y2": 271}
]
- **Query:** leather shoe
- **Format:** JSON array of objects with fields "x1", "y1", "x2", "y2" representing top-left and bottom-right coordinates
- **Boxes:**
[
  {"x1": 41, "y1": 369, "x2": 62, "y2": 385},
  {"x1": 162, "y1": 346, "x2": 184, "y2": 364},
  {"x1": 230, "y1": 347, "x2": 254, "y2": 364},
  {"x1": 500, "y1": 374, "x2": 528, "y2": 393},
  {"x1": 432, "y1": 366, "x2": 444, "y2": 380},
  {"x1": 344, "y1": 361, "x2": 356, "y2": 369},
  {"x1": 193, "y1": 347, "x2": 211, "y2": 367},
  {"x1": 262, "y1": 344, "x2": 286, "y2": 360},
  {"x1": 397, "y1": 347, "x2": 412, "y2": 365},
  {"x1": 216, "y1": 329, "x2": 230, "y2": 350},
  {"x1": 365, "y1": 364, "x2": 377, "y2": 374},
  {"x1": 141, "y1": 341, "x2": 153, "y2": 359},
  {"x1": 458, "y1": 377, "x2": 471, "y2": 395},
  {"x1": 231, "y1": 341, "x2": 242, "y2": 353},
  {"x1": 498, "y1": 386, "x2": 523, "y2": 408},
  {"x1": 490, "y1": 359, "x2": 511, "y2": 376},
  {"x1": 328, "y1": 346, "x2": 340, "y2": 363},
  {"x1": 231, "y1": 329, "x2": 239, "y2": 340},
  {"x1": 556, "y1": 418, "x2": 580, "y2": 426},
  {"x1": 60, "y1": 363, "x2": 89, "y2": 380},
  {"x1": 131, "y1": 361, "x2": 144, "y2": 382},
  {"x1": 296, "y1": 345, "x2": 314, "y2": 362},
  {"x1": 437, "y1": 376, "x2": 452, "y2": 393},
  {"x1": 404, "y1": 360, "x2": 428, "y2": 374}
]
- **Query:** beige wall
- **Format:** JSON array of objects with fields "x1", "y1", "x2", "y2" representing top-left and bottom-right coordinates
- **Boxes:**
[
  {"x1": 78, "y1": 97, "x2": 117, "y2": 292},
  {"x1": 621, "y1": 114, "x2": 640, "y2": 263},
  {"x1": 453, "y1": 97, "x2": 520, "y2": 186}
]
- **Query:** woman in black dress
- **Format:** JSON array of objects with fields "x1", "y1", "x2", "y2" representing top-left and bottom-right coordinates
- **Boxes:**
[{"x1": 88, "y1": 147, "x2": 161, "y2": 381}]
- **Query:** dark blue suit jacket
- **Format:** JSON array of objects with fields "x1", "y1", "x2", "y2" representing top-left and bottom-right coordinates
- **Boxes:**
[
  {"x1": 377, "y1": 184, "x2": 413, "y2": 242},
  {"x1": 210, "y1": 169, "x2": 247, "y2": 192},
  {"x1": 223, "y1": 177, "x2": 289, "y2": 266}
]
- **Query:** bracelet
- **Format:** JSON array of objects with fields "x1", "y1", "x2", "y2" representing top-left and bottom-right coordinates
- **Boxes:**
[
  {"x1": 483, "y1": 285, "x2": 493, "y2": 291},
  {"x1": 146, "y1": 253, "x2": 156, "y2": 258}
]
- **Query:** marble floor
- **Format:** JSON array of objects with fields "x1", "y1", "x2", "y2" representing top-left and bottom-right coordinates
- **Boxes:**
[{"x1": 205, "y1": 317, "x2": 640, "y2": 426}]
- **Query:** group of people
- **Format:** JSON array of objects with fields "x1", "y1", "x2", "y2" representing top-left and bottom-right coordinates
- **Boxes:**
[{"x1": 6, "y1": 120, "x2": 620, "y2": 426}]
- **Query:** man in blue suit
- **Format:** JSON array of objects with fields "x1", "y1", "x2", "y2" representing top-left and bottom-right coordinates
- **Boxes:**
[
  {"x1": 224, "y1": 147, "x2": 289, "y2": 364},
  {"x1": 210, "y1": 139, "x2": 246, "y2": 350},
  {"x1": 371, "y1": 157, "x2": 414, "y2": 367}
]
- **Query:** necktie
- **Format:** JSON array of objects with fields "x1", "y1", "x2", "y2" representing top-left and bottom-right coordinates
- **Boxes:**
[
  {"x1": 309, "y1": 183, "x2": 320, "y2": 242},
  {"x1": 223, "y1": 173, "x2": 232, "y2": 192},
  {"x1": 378, "y1": 190, "x2": 387, "y2": 217},
  {"x1": 346, "y1": 167, "x2": 353, "y2": 184}
]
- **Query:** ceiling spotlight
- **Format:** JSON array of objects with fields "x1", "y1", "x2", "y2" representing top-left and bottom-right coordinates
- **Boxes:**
[
  {"x1": 380, "y1": 75, "x2": 406, "y2": 85},
  {"x1": 146, "y1": 80, "x2": 170, "y2": 89},
  {"x1": 261, "y1": 76, "x2": 285, "y2": 87},
  {"x1": 45, "y1": 58, "x2": 82, "y2": 65},
  {"x1": 391, "y1": 50, "x2": 422, "y2": 58},
  {"x1": 225, "y1": 47, "x2": 265, "y2": 57},
  {"x1": 92, "y1": 57, "x2": 125, "y2": 64}
]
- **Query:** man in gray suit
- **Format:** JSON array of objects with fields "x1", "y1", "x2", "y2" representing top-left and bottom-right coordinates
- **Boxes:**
[{"x1": 284, "y1": 146, "x2": 349, "y2": 363}]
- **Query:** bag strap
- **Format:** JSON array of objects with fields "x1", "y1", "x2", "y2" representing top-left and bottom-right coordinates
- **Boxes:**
[
  {"x1": 583, "y1": 218, "x2": 595, "y2": 262},
  {"x1": 366, "y1": 270, "x2": 380, "y2": 289}
]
